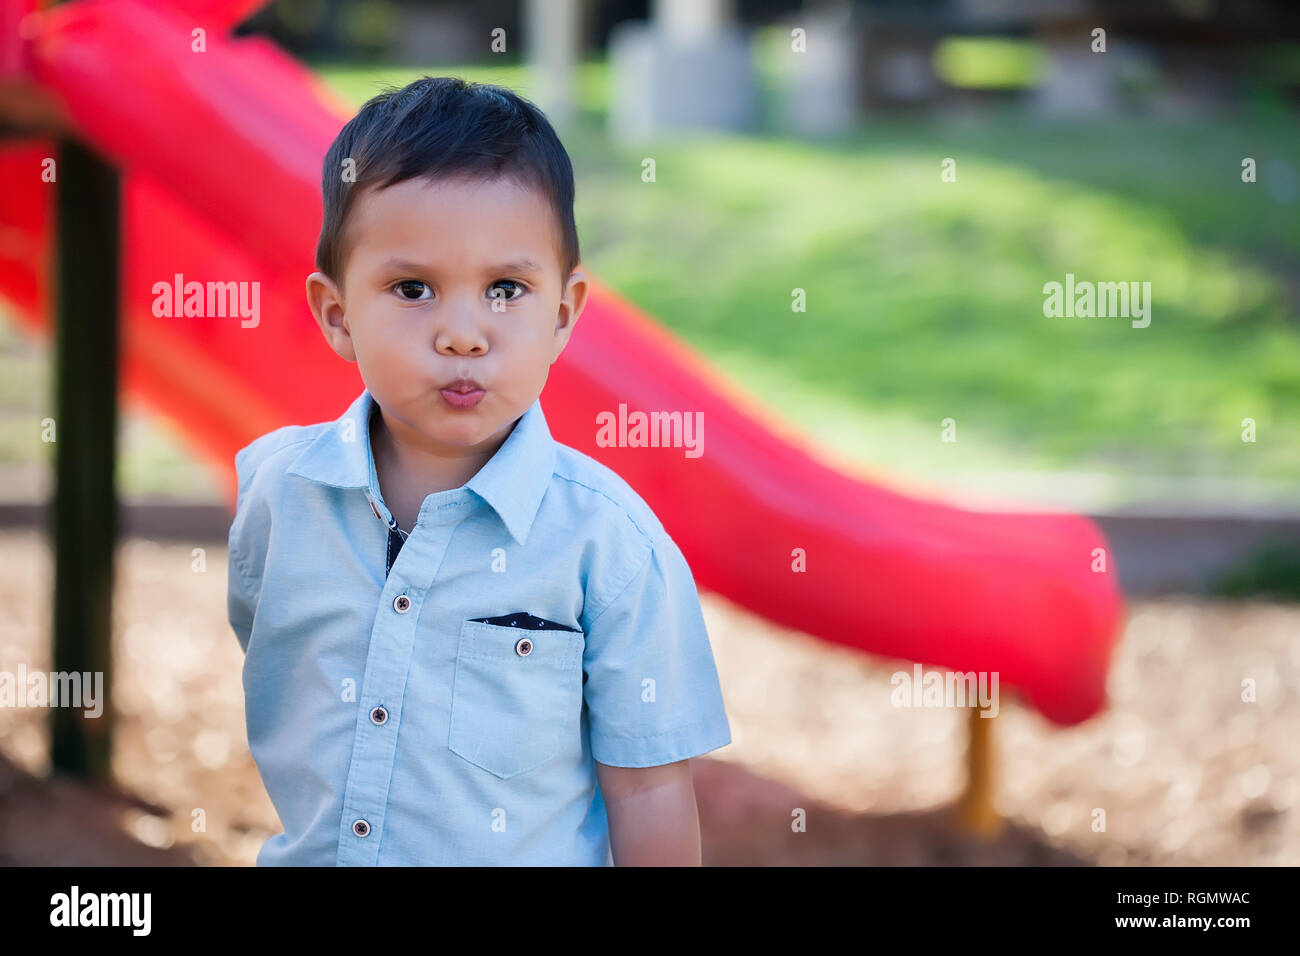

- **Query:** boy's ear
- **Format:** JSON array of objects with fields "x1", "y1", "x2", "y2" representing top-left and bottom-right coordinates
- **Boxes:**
[
  {"x1": 305, "y1": 271, "x2": 356, "y2": 362},
  {"x1": 551, "y1": 268, "x2": 589, "y2": 362}
]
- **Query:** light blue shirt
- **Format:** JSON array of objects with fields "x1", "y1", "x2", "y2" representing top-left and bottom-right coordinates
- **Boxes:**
[{"x1": 227, "y1": 387, "x2": 731, "y2": 865}]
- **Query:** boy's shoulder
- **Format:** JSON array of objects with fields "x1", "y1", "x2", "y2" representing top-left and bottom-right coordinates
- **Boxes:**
[
  {"x1": 548, "y1": 442, "x2": 700, "y2": 621},
  {"x1": 233, "y1": 421, "x2": 332, "y2": 508},
  {"x1": 549, "y1": 441, "x2": 670, "y2": 550}
]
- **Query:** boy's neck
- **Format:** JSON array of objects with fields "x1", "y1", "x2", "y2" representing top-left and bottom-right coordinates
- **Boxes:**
[{"x1": 369, "y1": 405, "x2": 512, "y2": 526}]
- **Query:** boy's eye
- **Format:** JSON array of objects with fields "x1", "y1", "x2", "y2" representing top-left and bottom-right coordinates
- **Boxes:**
[
  {"x1": 488, "y1": 280, "x2": 526, "y2": 303},
  {"x1": 394, "y1": 280, "x2": 431, "y2": 301}
]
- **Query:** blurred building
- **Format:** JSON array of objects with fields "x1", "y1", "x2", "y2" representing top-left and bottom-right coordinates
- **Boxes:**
[{"x1": 233, "y1": 0, "x2": 1300, "y2": 139}]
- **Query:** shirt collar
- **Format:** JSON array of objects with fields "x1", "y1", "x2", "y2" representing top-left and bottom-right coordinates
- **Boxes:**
[{"x1": 287, "y1": 387, "x2": 557, "y2": 547}]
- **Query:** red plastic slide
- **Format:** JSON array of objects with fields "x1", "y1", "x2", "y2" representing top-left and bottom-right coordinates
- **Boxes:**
[{"x1": 0, "y1": 0, "x2": 1124, "y2": 726}]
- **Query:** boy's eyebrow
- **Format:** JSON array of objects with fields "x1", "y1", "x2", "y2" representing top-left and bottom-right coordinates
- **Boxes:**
[
  {"x1": 497, "y1": 258, "x2": 544, "y2": 275},
  {"x1": 377, "y1": 256, "x2": 544, "y2": 276}
]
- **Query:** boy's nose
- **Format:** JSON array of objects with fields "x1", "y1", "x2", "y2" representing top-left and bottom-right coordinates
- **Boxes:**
[{"x1": 435, "y1": 304, "x2": 488, "y2": 355}]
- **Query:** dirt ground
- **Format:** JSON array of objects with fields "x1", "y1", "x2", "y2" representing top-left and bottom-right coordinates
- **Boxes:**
[{"x1": 0, "y1": 527, "x2": 1295, "y2": 866}]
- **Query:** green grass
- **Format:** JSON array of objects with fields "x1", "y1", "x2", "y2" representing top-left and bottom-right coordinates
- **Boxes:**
[
  {"x1": 313, "y1": 59, "x2": 612, "y2": 118},
  {"x1": 933, "y1": 37, "x2": 1044, "y2": 89},
  {"x1": 316, "y1": 61, "x2": 1300, "y2": 493}
]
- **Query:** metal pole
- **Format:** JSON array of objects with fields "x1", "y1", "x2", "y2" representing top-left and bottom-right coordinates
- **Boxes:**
[{"x1": 48, "y1": 135, "x2": 119, "y2": 782}]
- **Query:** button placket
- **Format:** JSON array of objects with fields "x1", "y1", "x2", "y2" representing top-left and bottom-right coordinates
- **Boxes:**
[
  {"x1": 367, "y1": 492, "x2": 410, "y2": 580},
  {"x1": 335, "y1": 490, "x2": 476, "y2": 865},
  {"x1": 386, "y1": 526, "x2": 405, "y2": 578}
]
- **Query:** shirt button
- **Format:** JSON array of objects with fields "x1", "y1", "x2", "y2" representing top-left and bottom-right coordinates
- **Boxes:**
[
  {"x1": 370, "y1": 705, "x2": 388, "y2": 725},
  {"x1": 514, "y1": 637, "x2": 533, "y2": 657},
  {"x1": 393, "y1": 594, "x2": 411, "y2": 613},
  {"x1": 352, "y1": 819, "x2": 370, "y2": 838},
  {"x1": 369, "y1": 498, "x2": 383, "y2": 521}
]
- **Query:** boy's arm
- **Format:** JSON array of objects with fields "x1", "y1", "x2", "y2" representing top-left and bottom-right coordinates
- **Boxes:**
[
  {"x1": 582, "y1": 531, "x2": 731, "y2": 865},
  {"x1": 596, "y1": 759, "x2": 700, "y2": 866}
]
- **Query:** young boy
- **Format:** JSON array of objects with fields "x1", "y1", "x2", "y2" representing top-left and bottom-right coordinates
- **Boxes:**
[{"x1": 226, "y1": 76, "x2": 731, "y2": 866}]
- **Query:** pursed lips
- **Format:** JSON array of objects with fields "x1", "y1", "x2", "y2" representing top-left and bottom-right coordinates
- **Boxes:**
[{"x1": 441, "y1": 378, "x2": 484, "y2": 393}]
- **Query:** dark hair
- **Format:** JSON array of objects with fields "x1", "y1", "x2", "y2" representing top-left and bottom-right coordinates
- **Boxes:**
[{"x1": 315, "y1": 75, "x2": 580, "y2": 290}]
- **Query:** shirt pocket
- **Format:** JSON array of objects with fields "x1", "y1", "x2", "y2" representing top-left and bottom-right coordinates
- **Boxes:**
[{"x1": 447, "y1": 619, "x2": 585, "y2": 779}]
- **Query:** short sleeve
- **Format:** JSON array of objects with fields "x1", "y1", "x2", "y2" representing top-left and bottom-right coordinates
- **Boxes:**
[
  {"x1": 227, "y1": 444, "x2": 264, "y2": 654},
  {"x1": 582, "y1": 535, "x2": 731, "y2": 768},
  {"x1": 228, "y1": 549, "x2": 257, "y2": 654}
]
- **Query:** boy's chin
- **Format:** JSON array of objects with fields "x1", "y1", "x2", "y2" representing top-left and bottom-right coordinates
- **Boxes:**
[{"x1": 428, "y1": 416, "x2": 499, "y2": 450}]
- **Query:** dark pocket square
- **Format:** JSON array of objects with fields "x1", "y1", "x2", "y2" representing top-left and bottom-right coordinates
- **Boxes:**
[{"x1": 469, "y1": 612, "x2": 581, "y2": 633}]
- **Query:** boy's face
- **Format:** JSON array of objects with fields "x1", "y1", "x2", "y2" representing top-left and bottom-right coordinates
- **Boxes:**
[{"x1": 306, "y1": 173, "x2": 587, "y2": 460}]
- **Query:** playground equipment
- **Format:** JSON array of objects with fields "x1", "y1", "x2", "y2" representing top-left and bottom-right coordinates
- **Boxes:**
[{"x1": 0, "y1": 0, "x2": 1125, "y2": 837}]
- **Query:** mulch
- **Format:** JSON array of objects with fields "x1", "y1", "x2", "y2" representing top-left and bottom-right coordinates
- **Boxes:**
[{"x1": 1, "y1": 529, "x2": 1295, "y2": 865}]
